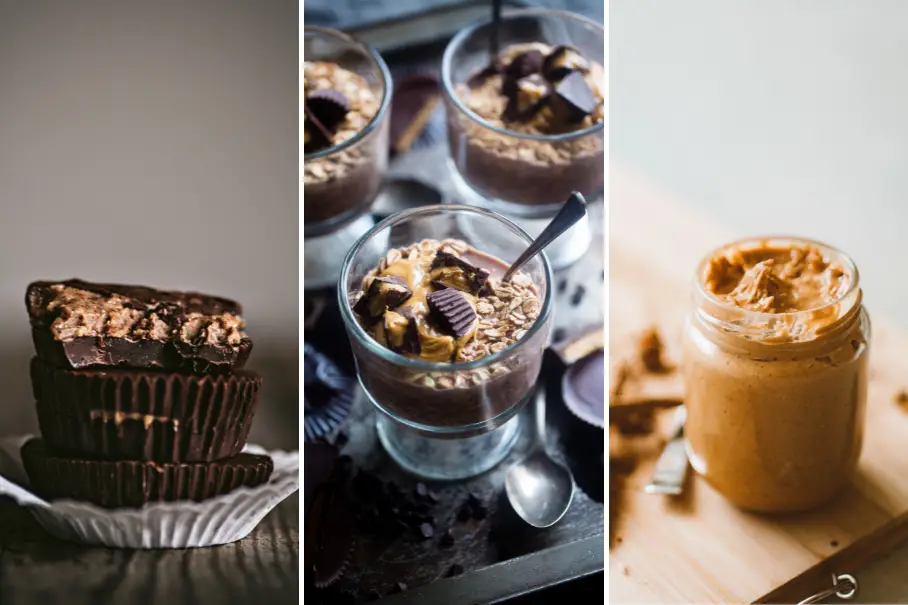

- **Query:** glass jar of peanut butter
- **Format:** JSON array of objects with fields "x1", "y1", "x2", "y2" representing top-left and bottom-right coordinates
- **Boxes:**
[{"x1": 682, "y1": 237, "x2": 870, "y2": 512}]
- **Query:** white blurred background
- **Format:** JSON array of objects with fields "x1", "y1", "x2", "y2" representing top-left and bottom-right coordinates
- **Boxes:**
[{"x1": 0, "y1": 0, "x2": 297, "y2": 448}]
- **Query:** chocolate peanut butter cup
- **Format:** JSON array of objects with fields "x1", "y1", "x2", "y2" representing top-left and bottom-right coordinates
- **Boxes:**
[
  {"x1": 26, "y1": 279, "x2": 253, "y2": 373},
  {"x1": 31, "y1": 358, "x2": 262, "y2": 462},
  {"x1": 21, "y1": 438, "x2": 273, "y2": 508}
]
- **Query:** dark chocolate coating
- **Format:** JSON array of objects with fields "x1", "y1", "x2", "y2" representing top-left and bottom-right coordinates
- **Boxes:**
[
  {"x1": 26, "y1": 279, "x2": 252, "y2": 373},
  {"x1": 31, "y1": 358, "x2": 262, "y2": 462},
  {"x1": 21, "y1": 438, "x2": 273, "y2": 509},
  {"x1": 27, "y1": 279, "x2": 244, "y2": 318}
]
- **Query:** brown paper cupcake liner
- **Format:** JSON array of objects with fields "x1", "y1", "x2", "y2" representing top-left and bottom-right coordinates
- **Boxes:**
[
  {"x1": 31, "y1": 357, "x2": 262, "y2": 463},
  {"x1": 21, "y1": 438, "x2": 273, "y2": 509}
]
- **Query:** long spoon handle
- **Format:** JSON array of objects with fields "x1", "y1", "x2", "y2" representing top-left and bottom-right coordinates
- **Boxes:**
[{"x1": 502, "y1": 192, "x2": 587, "y2": 282}]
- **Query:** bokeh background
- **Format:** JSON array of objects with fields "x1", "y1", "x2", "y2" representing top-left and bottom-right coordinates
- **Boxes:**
[
  {"x1": 0, "y1": 0, "x2": 298, "y2": 449},
  {"x1": 613, "y1": 0, "x2": 908, "y2": 327}
]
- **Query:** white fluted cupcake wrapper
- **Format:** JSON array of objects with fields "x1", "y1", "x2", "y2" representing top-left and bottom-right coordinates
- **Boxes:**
[{"x1": 0, "y1": 434, "x2": 299, "y2": 549}]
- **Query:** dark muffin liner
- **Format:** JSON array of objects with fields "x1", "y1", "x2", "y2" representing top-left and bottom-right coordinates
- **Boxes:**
[
  {"x1": 21, "y1": 438, "x2": 273, "y2": 509},
  {"x1": 303, "y1": 344, "x2": 355, "y2": 443},
  {"x1": 31, "y1": 357, "x2": 262, "y2": 462}
]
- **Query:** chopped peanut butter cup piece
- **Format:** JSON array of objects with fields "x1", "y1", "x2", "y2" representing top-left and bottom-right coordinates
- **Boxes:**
[
  {"x1": 427, "y1": 289, "x2": 476, "y2": 338},
  {"x1": 353, "y1": 276, "x2": 412, "y2": 320},
  {"x1": 553, "y1": 71, "x2": 597, "y2": 123},
  {"x1": 306, "y1": 89, "x2": 351, "y2": 131},
  {"x1": 429, "y1": 251, "x2": 490, "y2": 294}
]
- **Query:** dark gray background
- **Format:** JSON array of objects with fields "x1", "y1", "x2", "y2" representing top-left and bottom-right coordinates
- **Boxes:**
[
  {"x1": 0, "y1": 0, "x2": 298, "y2": 449},
  {"x1": 304, "y1": 0, "x2": 604, "y2": 29}
]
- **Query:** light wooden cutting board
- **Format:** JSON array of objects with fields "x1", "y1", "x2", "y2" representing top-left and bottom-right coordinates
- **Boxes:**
[{"x1": 608, "y1": 166, "x2": 908, "y2": 604}]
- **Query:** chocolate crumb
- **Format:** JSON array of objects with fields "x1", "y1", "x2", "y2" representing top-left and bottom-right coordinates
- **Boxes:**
[
  {"x1": 831, "y1": 540, "x2": 839, "y2": 548},
  {"x1": 415, "y1": 482, "x2": 428, "y2": 499},
  {"x1": 389, "y1": 582, "x2": 408, "y2": 594},
  {"x1": 639, "y1": 327, "x2": 669, "y2": 373},
  {"x1": 440, "y1": 529, "x2": 455, "y2": 548},
  {"x1": 558, "y1": 278, "x2": 568, "y2": 294},
  {"x1": 553, "y1": 327, "x2": 567, "y2": 343},
  {"x1": 570, "y1": 284, "x2": 586, "y2": 306},
  {"x1": 365, "y1": 590, "x2": 381, "y2": 601},
  {"x1": 456, "y1": 502, "x2": 472, "y2": 522},
  {"x1": 896, "y1": 390, "x2": 908, "y2": 410},
  {"x1": 446, "y1": 563, "x2": 465, "y2": 578}
]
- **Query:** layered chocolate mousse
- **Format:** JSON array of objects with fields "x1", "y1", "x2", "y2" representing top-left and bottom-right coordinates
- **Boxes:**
[
  {"x1": 683, "y1": 239, "x2": 869, "y2": 512},
  {"x1": 304, "y1": 61, "x2": 387, "y2": 227},
  {"x1": 449, "y1": 43, "x2": 605, "y2": 207},
  {"x1": 349, "y1": 238, "x2": 548, "y2": 429}
]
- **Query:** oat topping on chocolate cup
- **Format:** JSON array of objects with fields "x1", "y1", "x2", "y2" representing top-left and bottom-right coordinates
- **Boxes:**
[
  {"x1": 303, "y1": 60, "x2": 389, "y2": 228},
  {"x1": 352, "y1": 238, "x2": 542, "y2": 364},
  {"x1": 458, "y1": 43, "x2": 604, "y2": 136},
  {"x1": 26, "y1": 279, "x2": 252, "y2": 373},
  {"x1": 447, "y1": 42, "x2": 605, "y2": 207},
  {"x1": 303, "y1": 62, "x2": 378, "y2": 153}
]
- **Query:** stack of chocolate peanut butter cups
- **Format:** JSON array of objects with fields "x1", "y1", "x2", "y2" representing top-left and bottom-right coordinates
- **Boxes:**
[{"x1": 20, "y1": 280, "x2": 273, "y2": 509}]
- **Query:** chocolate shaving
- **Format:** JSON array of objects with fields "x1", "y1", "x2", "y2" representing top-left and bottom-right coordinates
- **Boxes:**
[
  {"x1": 306, "y1": 89, "x2": 351, "y2": 131},
  {"x1": 430, "y1": 251, "x2": 490, "y2": 294},
  {"x1": 553, "y1": 71, "x2": 597, "y2": 123},
  {"x1": 426, "y1": 289, "x2": 476, "y2": 338},
  {"x1": 353, "y1": 276, "x2": 412, "y2": 320}
]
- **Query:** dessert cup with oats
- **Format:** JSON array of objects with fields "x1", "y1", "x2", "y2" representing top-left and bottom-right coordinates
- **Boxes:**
[
  {"x1": 303, "y1": 27, "x2": 391, "y2": 287},
  {"x1": 441, "y1": 8, "x2": 604, "y2": 268},
  {"x1": 338, "y1": 205, "x2": 553, "y2": 479}
]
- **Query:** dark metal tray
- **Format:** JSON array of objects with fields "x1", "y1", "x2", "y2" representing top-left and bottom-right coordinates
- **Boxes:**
[{"x1": 304, "y1": 11, "x2": 605, "y2": 602}]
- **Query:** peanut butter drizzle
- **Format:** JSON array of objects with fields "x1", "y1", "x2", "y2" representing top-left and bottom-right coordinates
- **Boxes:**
[
  {"x1": 89, "y1": 410, "x2": 179, "y2": 430},
  {"x1": 369, "y1": 255, "x2": 479, "y2": 362},
  {"x1": 705, "y1": 243, "x2": 851, "y2": 313}
]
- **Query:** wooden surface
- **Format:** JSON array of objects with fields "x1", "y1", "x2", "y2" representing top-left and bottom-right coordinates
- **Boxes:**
[
  {"x1": 0, "y1": 494, "x2": 299, "y2": 605},
  {"x1": 608, "y1": 165, "x2": 908, "y2": 604}
]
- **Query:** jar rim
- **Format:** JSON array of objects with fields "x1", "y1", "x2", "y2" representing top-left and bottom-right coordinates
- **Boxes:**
[{"x1": 692, "y1": 236, "x2": 862, "y2": 344}]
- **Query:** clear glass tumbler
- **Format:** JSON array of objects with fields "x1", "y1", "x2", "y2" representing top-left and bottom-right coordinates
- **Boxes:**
[
  {"x1": 303, "y1": 26, "x2": 391, "y2": 240},
  {"x1": 338, "y1": 205, "x2": 554, "y2": 480},
  {"x1": 441, "y1": 8, "x2": 605, "y2": 268}
]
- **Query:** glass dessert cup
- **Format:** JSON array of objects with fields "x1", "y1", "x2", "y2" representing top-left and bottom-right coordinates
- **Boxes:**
[
  {"x1": 303, "y1": 27, "x2": 392, "y2": 286},
  {"x1": 682, "y1": 237, "x2": 870, "y2": 513},
  {"x1": 441, "y1": 8, "x2": 604, "y2": 269},
  {"x1": 338, "y1": 205, "x2": 554, "y2": 480}
]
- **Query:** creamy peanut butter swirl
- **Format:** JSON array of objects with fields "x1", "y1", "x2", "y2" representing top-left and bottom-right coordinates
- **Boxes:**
[
  {"x1": 354, "y1": 239, "x2": 541, "y2": 363},
  {"x1": 705, "y1": 243, "x2": 851, "y2": 313}
]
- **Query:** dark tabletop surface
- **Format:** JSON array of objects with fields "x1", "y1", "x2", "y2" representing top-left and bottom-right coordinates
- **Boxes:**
[{"x1": 0, "y1": 494, "x2": 299, "y2": 605}]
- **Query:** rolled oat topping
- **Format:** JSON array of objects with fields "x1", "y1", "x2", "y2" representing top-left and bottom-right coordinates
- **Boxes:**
[
  {"x1": 352, "y1": 239, "x2": 541, "y2": 365},
  {"x1": 303, "y1": 61, "x2": 379, "y2": 154}
]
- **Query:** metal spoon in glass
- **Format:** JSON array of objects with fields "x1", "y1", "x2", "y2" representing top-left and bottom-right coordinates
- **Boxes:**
[
  {"x1": 501, "y1": 191, "x2": 588, "y2": 282},
  {"x1": 506, "y1": 387, "x2": 575, "y2": 528}
]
